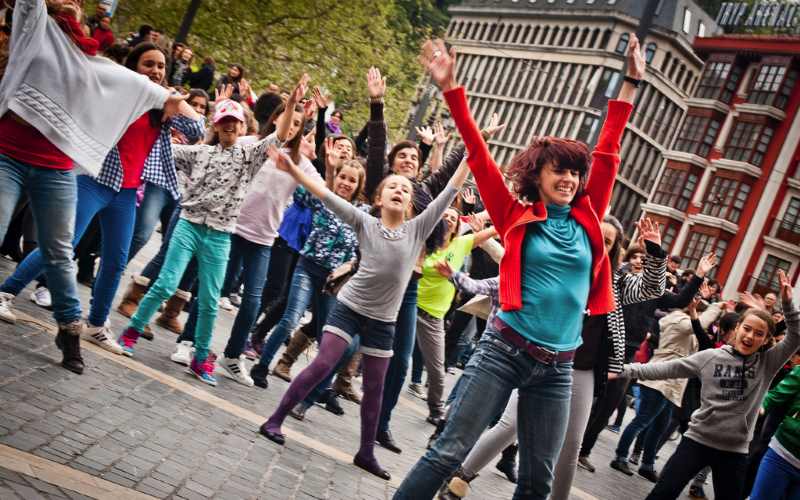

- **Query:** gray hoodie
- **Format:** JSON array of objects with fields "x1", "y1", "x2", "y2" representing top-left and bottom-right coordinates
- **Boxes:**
[{"x1": 622, "y1": 301, "x2": 799, "y2": 454}]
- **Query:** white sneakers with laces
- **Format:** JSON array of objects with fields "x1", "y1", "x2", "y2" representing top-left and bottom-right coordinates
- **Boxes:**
[
  {"x1": 29, "y1": 286, "x2": 52, "y2": 308},
  {"x1": 0, "y1": 292, "x2": 17, "y2": 323},
  {"x1": 171, "y1": 341, "x2": 194, "y2": 366},
  {"x1": 221, "y1": 355, "x2": 254, "y2": 386},
  {"x1": 83, "y1": 322, "x2": 124, "y2": 355}
]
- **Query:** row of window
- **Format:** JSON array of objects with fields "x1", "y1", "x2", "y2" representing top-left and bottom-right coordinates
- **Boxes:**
[
  {"x1": 630, "y1": 81, "x2": 684, "y2": 147},
  {"x1": 609, "y1": 183, "x2": 647, "y2": 235},
  {"x1": 618, "y1": 131, "x2": 662, "y2": 195},
  {"x1": 672, "y1": 113, "x2": 775, "y2": 167},
  {"x1": 694, "y1": 57, "x2": 798, "y2": 108},
  {"x1": 653, "y1": 167, "x2": 752, "y2": 224}
]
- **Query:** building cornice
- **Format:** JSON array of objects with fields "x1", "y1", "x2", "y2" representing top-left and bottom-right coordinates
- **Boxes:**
[
  {"x1": 764, "y1": 236, "x2": 800, "y2": 258},
  {"x1": 642, "y1": 203, "x2": 687, "y2": 222},
  {"x1": 662, "y1": 151, "x2": 709, "y2": 169},
  {"x1": 734, "y1": 103, "x2": 787, "y2": 122},
  {"x1": 685, "y1": 98, "x2": 731, "y2": 115},
  {"x1": 688, "y1": 213, "x2": 739, "y2": 234},
  {"x1": 709, "y1": 158, "x2": 762, "y2": 178},
  {"x1": 788, "y1": 177, "x2": 800, "y2": 191}
]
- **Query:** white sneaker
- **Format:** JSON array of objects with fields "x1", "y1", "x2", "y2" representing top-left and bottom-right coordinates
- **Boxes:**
[
  {"x1": 29, "y1": 287, "x2": 52, "y2": 308},
  {"x1": 221, "y1": 355, "x2": 254, "y2": 386},
  {"x1": 219, "y1": 297, "x2": 234, "y2": 311},
  {"x1": 83, "y1": 322, "x2": 124, "y2": 355},
  {"x1": 0, "y1": 292, "x2": 17, "y2": 324},
  {"x1": 170, "y1": 341, "x2": 194, "y2": 366}
]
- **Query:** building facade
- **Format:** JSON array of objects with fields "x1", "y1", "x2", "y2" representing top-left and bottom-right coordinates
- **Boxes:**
[
  {"x1": 642, "y1": 35, "x2": 800, "y2": 298},
  {"x1": 438, "y1": 0, "x2": 716, "y2": 231}
]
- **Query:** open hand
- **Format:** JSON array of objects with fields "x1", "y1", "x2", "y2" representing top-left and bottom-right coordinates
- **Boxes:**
[
  {"x1": 696, "y1": 253, "x2": 717, "y2": 278},
  {"x1": 636, "y1": 217, "x2": 661, "y2": 248},
  {"x1": 434, "y1": 121, "x2": 450, "y2": 145},
  {"x1": 289, "y1": 74, "x2": 310, "y2": 104},
  {"x1": 312, "y1": 86, "x2": 329, "y2": 109},
  {"x1": 739, "y1": 291, "x2": 766, "y2": 311},
  {"x1": 461, "y1": 188, "x2": 477, "y2": 206},
  {"x1": 434, "y1": 260, "x2": 454, "y2": 279},
  {"x1": 420, "y1": 38, "x2": 457, "y2": 92},
  {"x1": 699, "y1": 280, "x2": 712, "y2": 300},
  {"x1": 299, "y1": 131, "x2": 316, "y2": 161},
  {"x1": 626, "y1": 34, "x2": 647, "y2": 80},
  {"x1": 416, "y1": 125, "x2": 435, "y2": 145},
  {"x1": 367, "y1": 67, "x2": 386, "y2": 100},
  {"x1": 481, "y1": 113, "x2": 507, "y2": 139},
  {"x1": 239, "y1": 78, "x2": 251, "y2": 98}
]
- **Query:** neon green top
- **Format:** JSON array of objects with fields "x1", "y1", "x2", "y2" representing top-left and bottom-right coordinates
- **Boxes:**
[{"x1": 417, "y1": 234, "x2": 475, "y2": 319}]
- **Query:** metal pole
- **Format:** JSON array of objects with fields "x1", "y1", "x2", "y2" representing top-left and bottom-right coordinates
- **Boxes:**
[{"x1": 175, "y1": 0, "x2": 202, "y2": 43}]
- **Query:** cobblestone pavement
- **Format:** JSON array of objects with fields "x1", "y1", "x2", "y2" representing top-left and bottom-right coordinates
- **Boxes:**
[{"x1": 0, "y1": 249, "x2": 710, "y2": 499}]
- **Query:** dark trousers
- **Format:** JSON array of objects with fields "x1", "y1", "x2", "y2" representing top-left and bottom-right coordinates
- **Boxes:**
[
  {"x1": 646, "y1": 437, "x2": 747, "y2": 500},
  {"x1": 581, "y1": 376, "x2": 630, "y2": 456},
  {"x1": 251, "y1": 237, "x2": 299, "y2": 343}
]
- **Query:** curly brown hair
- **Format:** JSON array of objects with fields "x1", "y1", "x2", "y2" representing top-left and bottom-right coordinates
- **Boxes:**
[{"x1": 505, "y1": 136, "x2": 591, "y2": 203}]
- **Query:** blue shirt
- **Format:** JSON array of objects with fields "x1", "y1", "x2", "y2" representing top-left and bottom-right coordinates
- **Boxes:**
[{"x1": 498, "y1": 204, "x2": 592, "y2": 351}]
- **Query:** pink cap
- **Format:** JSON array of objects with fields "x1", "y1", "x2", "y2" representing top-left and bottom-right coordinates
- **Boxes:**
[{"x1": 212, "y1": 99, "x2": 245, "y2": 124}]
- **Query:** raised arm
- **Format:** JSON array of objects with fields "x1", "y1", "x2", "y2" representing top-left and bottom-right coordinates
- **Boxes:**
[
  {"x1": 584, "y1": 35, "x2": 644, "y2": 216},
  {"x1": 617, "y1": 218, "x2": 666, "y2": 306},
  {"x1": 422, "y1": 39, "x2": 517, "y2": 234},
  {"x1": 276, "y1": 74, "x2": 309, "y2": 142},
  {"x1": 656, "y1": 254, "x2": 716, "y2": 310},
  {"x1": 765, "y1": 271, "x2": 800, "y2": 374},
  {"x1": 414, "y1": 159, "x2": 469, "y2": 240},
  {"x1": 312, "y1": 86, "x2": 329, "y2": 155},
  {"x1": 622, "y1": 349, "x2": 712, "y2": 382},
  {"x1": 364, "y1": 67, "x2": 388, "y2": 201}
]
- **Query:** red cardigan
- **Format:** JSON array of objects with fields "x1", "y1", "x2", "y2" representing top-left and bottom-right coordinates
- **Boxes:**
[{"x1": 443, "y1": 87, "x2": 632, "y2": 317}]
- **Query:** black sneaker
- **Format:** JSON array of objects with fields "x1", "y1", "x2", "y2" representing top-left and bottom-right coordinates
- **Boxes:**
[
  {"x1": 55, "y1": 322, "x2": 84, "y2": 375},
  {"x1": 638, "y1": 467, "x2": 659, "y2": 483},
  {"x1": 324, "y1": 390, "x2": 345, "y2": 416},
  {"x1": 250, "y1": 364, "x2": 269, "y2": 389},
  {"x1": 610, "y1": 459, "x2": 634, "y2": 476},
  {"x1": 376, "y1": 430, "x2": 402, "y2": 454}
]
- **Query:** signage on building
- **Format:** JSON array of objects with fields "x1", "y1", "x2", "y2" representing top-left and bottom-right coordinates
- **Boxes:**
[{"x1": 715, "y1": 1, "x2": 800, "y2": 30}]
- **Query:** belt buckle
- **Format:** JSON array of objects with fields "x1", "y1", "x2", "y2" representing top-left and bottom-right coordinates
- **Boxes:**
[{"x1": 536, "y1": 345, "x2": 557, "y2": 364}]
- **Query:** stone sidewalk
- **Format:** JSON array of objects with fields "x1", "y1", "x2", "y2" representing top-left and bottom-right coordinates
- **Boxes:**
[{"x1": 0, "y1": 252, "x2": 705, "y2": 499}]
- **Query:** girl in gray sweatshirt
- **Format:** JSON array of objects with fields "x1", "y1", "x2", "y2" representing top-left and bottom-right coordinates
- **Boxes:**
[{"x1": 620, "y1": 270, "x2": 798, "y2": 500}]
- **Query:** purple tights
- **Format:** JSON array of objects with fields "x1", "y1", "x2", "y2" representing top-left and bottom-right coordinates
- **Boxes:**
[{"x1": 264, "y1": 332, "x2": 390, "y2": 466}]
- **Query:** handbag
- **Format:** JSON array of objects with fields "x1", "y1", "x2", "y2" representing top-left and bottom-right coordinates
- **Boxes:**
[{"x1": 324, "y1": 260, "x2": 358, "y2": 296}]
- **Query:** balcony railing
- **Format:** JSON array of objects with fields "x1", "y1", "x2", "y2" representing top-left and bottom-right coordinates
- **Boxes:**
[{"x1": 776, "y1": 218, "x2": 800, "y2": 246}]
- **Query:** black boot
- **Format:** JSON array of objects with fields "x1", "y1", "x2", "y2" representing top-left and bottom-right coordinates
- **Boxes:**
[
  {"x1": 55, "y1": 321, "x2": 84, "y2": 374},
  {"x1": 495, "y1": 443, "x2": 518, "y2": 484},
  {"x1": 323, "y1": 389, "x2": 344, "y2": 416},
  {"x1": 250, "y1": 364, "x2": 269, "y2": 389}
]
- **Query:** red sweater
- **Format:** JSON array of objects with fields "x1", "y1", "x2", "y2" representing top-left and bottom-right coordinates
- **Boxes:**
[{"x1": 443, "y1": 87, "x2": 632, "y2": 317}]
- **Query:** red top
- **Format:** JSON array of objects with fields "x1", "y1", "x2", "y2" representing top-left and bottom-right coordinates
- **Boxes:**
[
  {"x1": 118, "y1": 114, "x2": 160, "y2": 189},
  {"x1": 91, "y1": 27, "x2": 115, "y2": 52},
  {"x1": 0, "y1": 114, "x2": 73, "y2": 169},
  {"x1": 443, "y1": 87, "x2": 633, "y2": 316}
]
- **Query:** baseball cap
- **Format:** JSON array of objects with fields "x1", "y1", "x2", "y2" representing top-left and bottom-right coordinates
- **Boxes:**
[{"x1": 213, "y1": 99, "x2": 245, "y2": 124}]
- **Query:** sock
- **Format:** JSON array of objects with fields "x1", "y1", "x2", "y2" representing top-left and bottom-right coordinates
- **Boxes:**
[
  {"x1": 355, "y1": 354, "x2": 391, "y2": 465},
  {"x1": 264, "y1": 332, "x2": 349, "y2": 434}
]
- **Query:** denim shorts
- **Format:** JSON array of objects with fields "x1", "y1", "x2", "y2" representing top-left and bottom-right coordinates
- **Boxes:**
[{"x1": 324, "y1": 300, "x2": 395, "y2": 357}]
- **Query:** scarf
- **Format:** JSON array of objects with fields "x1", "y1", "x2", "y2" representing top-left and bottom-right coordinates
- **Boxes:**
[{"x1": 326, "y1": 120, "x2": 342, "y2": 135}]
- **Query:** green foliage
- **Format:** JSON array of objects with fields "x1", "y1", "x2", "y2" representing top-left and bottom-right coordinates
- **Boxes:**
[{"x1": 106, "y1": 0, "x2": 450, "y2": 140}]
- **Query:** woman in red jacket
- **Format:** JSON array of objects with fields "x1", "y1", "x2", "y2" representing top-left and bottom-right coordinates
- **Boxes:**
[{"x1": 394, "y1": 36, "x2": 646, "y2": 500}]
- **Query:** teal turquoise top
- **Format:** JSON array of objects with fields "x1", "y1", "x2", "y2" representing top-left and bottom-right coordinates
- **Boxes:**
[{"x1": 497, "y1": 204, "x2": 592, "y2": 351}]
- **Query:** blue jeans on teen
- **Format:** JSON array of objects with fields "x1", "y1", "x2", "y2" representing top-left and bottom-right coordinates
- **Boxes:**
[
  {"x1": 393, "y1": 324, "x2": 573, "y2": 500},
  {"x1": 0, "y1": 154, "x2": 79, "y2": 325},
  {"x1": 751, "y1": 446, "x2": 800, "y2": 500},
  {"x1": 127, "y1": 182, "x2": 177, "y2": 262},
  {"x1": 141, "y1": 204, "x2": 198, "y2": 292},
  {"x1": 1, "y1": 174, "x2": 136, "y2": 327},
  {"x1": 256, "y1": 257, "x2": 334, "y2": 368},
  {"x1": 221, "y1": 234, "x2": 271, "y2": 359},
  {"x1": 378, "y1": 279, "x2": 419, "y2": 434},
  {"x1": 615, "y1": 385, "x2": 673, "y2": 469},
  {"x1": 219, "y1": 234, "x2": 248, "y2": 299}
]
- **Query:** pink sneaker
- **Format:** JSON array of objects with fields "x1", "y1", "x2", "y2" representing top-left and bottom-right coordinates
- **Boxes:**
[
  {"x1": 117, "y1": 327, "x2": 141, "y2": 357},
  {"x1": 188, "y1": 353, "x2": 218, "y2": 386}
]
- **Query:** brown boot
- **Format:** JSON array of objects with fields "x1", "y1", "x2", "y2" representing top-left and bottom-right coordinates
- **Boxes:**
[
  {"x1": 117, "y1": 276, "x2": 149, "y2": 318},
  {"x1": 155, "y1": 289, "x2": 190, "y2": 334},
  {"x1": 272, "y1": 326, "x2": 313, "y2": 382},
  {"x1": 333, "y1": 352, "x2": 362, "y2": 404}
]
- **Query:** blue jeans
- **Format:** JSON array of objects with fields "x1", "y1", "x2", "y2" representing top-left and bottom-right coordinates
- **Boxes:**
[
  {"x1": 2, "y1": 176, "x2": 137, "y2": 326},
  {"x1": 379, "y1": 279, "x2": 419, "y2": 434},
  {"x1": 751, "y1": 447, "x2": 800, "y2": 500},
  {"x1": 141, "y1": 204, "x2": 198, "y2": 292},
  {"x1": 257, "y1": 257, "x2": 334, "y2": 368},
  {"x1": 0, "y1": 154, "x2": 79, "y2": 324},
  {"x1": 127, "y1": 182, "x2": 177, "y2": 262},
  {"x1": 411, "y1": 340, "x2": 424, "y2": 384},
  {"x1": 394, "y1": 325, "x2": 573, "y2": 500},
  {"x1": 615, "y1": 384, "x2": 672, "y2": 467},
  {"x1": 222, "y1": 234, "x2": 271, "y2": 359}
]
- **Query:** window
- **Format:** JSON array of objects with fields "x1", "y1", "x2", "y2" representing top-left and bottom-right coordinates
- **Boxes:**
[
  {"x1": 749, "y1": 64, "x2": 787, "y2": 106},
  {"x1": 776, "y1": 68, "x2": 798, "y2": 109},
  {"x1": 695, "y1": 60, "x2": 742, "y2": 103},
  {"x1": 662, "y1": 223, "x2": 678, "y2": 252},
  {"x1": 701, "y1": 176, "x2": 751, "y2": 223},
  {"x1": 698, "y1": 21, "x2": 706, "y2": 37},
  {"x1": 652, "y1": 167, "x2": 698, "y2": 212},
  {"x1": 778, "y1": 197, "x2": 800, "y2": 245},
  {"x1": 683, "y1": 8, "x2": 692, "y2": 34},
  {"x1": 673, "y1": 114, "x2": 721, "y2": 158},
  {"x1": 645, "y1": 43, "x2": 657, "y2": 64},
  {"x1": 755, "y1": 255, "x2": 792, "y2": 296},
  {"x1": 577, "y1": 114, "x2": 599, "y2": 143},
  {"x1": 724, "y1": 120, "x2": 774, "y2": 167},
  {"x1": 615, "y1": 33, "x2": 629, "y2": 54},
  {"x1": 682, "y1": 231, "x2": 727, "y2": 278}
]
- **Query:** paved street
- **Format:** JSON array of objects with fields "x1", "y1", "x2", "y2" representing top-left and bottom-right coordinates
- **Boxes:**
[{"x1": 0, "y1": 245, "x2": 707, "y2": 499}]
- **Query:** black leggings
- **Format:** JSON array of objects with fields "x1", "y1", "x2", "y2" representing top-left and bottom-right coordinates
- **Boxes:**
[{"x1": 645, "y1": 437, "x2": 747, "y2": 500}]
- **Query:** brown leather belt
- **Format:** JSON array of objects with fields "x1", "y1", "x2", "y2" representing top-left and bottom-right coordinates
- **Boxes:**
[{"x1": 493, "y1": 317, "x2": 575, "y2": 364}]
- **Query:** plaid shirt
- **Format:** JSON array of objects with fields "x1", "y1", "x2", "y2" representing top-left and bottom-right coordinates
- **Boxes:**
[{"x1": 95, "y1": 114, "x2": 205, "y2": 200}]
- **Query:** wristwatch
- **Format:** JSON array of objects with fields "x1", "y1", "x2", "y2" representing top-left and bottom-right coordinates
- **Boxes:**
[{"x1": 623, "y1": 75, "x2": 642, "y2": 87}]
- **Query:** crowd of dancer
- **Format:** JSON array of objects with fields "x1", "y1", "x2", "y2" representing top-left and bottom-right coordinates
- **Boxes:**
[{"x1": 1, "y1": 2, "x2": 799, "y2": 499}]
